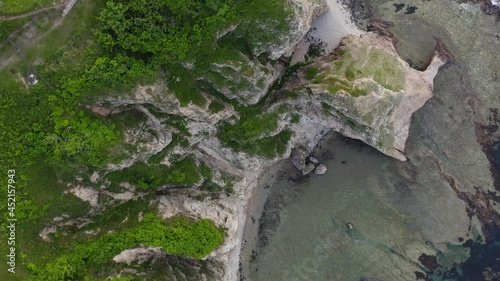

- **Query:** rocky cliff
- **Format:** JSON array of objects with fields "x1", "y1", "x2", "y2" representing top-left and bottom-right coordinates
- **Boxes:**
[{"x1": 60, "y1": 2, "x2": 450, "y2": 281}]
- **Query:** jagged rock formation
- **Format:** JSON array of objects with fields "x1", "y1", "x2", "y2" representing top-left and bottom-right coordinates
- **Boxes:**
[
  {"x1": 203, "y1": 55, "x2": 283, "y2": 105},
  {"x1": 255, "y1": 0, "x2": 328, "y2": 59}
]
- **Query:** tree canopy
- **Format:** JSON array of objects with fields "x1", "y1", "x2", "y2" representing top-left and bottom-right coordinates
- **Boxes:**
[{"x1": 98, "y1": 0, "x2": 235, "y2": 60}]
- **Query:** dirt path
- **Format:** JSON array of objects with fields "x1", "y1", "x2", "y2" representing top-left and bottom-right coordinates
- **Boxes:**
[{"x1": 0, "y1": 1, "x2": 68, "y2": 21}]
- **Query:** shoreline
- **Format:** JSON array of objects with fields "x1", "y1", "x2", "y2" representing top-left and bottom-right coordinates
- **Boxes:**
[
  {"x1": 237, "y1": 132, "x2": 343, "y2": 281},
  {"x1": 227, "y1": 1, "x2": 364, "y2": 280},
  {"x1": 291, "y1": 0, "x2": 363, "y2": 64},
  {"x1": 238, "y1": 160, "x2": 286, "y2": 280}
]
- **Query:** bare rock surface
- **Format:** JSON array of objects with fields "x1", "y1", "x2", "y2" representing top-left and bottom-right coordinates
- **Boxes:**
[
  {"x1": 113, "y1": 247, "x2": 164, "y2": 265},
  {"x1": 301, "y1": 163, "x2": 316, "y2": 175},
  {"x1": 290, "y1": 145, "x2": 308, "y2": 171}
]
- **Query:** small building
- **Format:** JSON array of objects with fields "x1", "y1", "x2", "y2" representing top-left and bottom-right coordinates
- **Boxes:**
[{"x1": 26, "y1": 73, "x2": 38, "y2": 86}]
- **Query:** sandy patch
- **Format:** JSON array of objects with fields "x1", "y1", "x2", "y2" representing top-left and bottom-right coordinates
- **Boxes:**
[{"x1": 291, "y1": 0, "x2": 364, "y2": 64}]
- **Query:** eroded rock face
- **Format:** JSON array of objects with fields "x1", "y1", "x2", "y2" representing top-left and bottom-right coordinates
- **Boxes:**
[
  {"x1": 201, "y1": 0, "x2": 327, "y2": 105},
  {"x1": 113, "y1": 247, "x2": 164, "y2": 265},
  {"x1": 290, "y1": 145, "x2": 308, "y2": 171},
  {"x1": 254, "y1": 0, "x2": 328, "y2": 59},
  {"x1": 204, "y1": 55, "x2": 283, "y2": 105},
  {"x1": 289, "y1": 32, "x2": 450, "y2": 160}
]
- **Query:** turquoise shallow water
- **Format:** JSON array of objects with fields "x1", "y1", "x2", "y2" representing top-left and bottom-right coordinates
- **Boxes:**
[{"x1": 246, "y1": 0, "x2": 500, "y2": 280}]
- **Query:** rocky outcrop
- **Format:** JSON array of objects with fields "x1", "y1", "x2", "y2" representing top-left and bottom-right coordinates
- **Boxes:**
[
  {"x1": 290, "y1": 145, "x2": 308, "y2": 171},
  {"x1": 252, "y1": 0, "x2": 328, "y2": 59},
  {"x1": 201, "y1": 0, "x2": 327, "y2": 104},
  {"x1": 286, "y1": 32, "x2": 450, "y2": 160},
  {"x1": 113, "y1": 247, "x2": 164, "y2": 265},
  {"x1": 203, "y1": 54, "x2": 283, "y2": 105}
]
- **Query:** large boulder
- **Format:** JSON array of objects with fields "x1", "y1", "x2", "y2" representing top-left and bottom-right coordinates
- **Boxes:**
[
  {"x1": 302, "y1": 163, "x2": 316, "y2": 175},
  {"x1": 252, "y1": 0, "x2": 328, "y2": 59},
  {"x1": 290, "y1": 145, "x2": 308, "y2": 171},
  {"x1": 314, "y1": 164, "x2": 327, "y2": 175}
]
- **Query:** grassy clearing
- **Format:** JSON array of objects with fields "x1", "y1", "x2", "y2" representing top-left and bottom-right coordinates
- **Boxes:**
[
  {"x1": 0, "y1": 160, "x2": 92, "y2": 280},
  {"x1": 0, "y1": 18, "x2": 30, "y2": 41},
  {"x1": 0, "y1": 0, "x2": 55, "y2": 15},
  {"x1": 23, "y1": 0, "x2": 106, "y2": 64},
  {"x1": 331, "y1": 45, "x2": 406, "y2": 92}
]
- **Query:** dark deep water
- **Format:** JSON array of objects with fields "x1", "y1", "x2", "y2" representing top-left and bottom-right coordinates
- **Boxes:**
[
  {"x1": 493, "y1": 142, "x2": 500, "y2": 171},
  {"x1": 436, "y1": 240, "x2": 500, "y2": 281}
]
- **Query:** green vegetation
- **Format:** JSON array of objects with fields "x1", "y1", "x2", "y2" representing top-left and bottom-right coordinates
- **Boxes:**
[
  {"x1": 0, "y1": 0, "x2": 54, "y2": 15},
  {"x1": 209, "y1": 100, "x2": 226, "y2": 113},
  {"x1": 311, "y1": 73, "x2": 369, "y2": 97},
  {"x1": 218, "y1": 109, "x2": 292, "y2": 157},
  {"x1": 290, "y1": 113, "x2": 301, "y2": 124},
  {"x1": 166, "y1": 63, "x2": 207, "y2": 107},
  {"x1": 0, "y1": 18, "x2": 30, "y2": 41},
  {"x1": 0, "y1": 0, "x2": 299, "y2": 278},
  {"x1": 28, "y1": 213, "x2": 224, "y2": 280},
  {"x1": 97, "y1": 0, "x2": 236, "y2": 60},
  {"x1": 351, "y1": 87, "x2": 368, "y2": 97},
  {"x1": 306, "y1": 43, "x2": 323, "y2": 58},
  {"x1": 200, "y1": 181, "x2": 223, "y2": 192},
  {"x1": 148, "y1": 134, "x2": 190, "y2": 164},
  {"x1": 96, "y1": 0, "x2": 292, "y2": 106},
  {"x1": 304, "y1": 66, "x2": 319, "y2": 80},
  {"x1": 107, "y1": 158, "x2": 201, "y2": 189},
  {"x1": 331, "y1": 44, "x2": 406, "y2": 92},
  {"x1": 321, "y1": 102, "x2": 333, "y2": 112}
]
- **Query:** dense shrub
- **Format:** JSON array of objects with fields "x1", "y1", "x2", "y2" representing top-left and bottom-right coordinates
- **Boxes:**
[{"x1": 29, "y1": 214, "x2": 224, "y2": 281}]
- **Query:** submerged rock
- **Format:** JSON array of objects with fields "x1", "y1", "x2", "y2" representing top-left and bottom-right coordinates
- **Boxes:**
[{"x1": 314, "y1": 164, "x2": 327, "y2": 175}]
